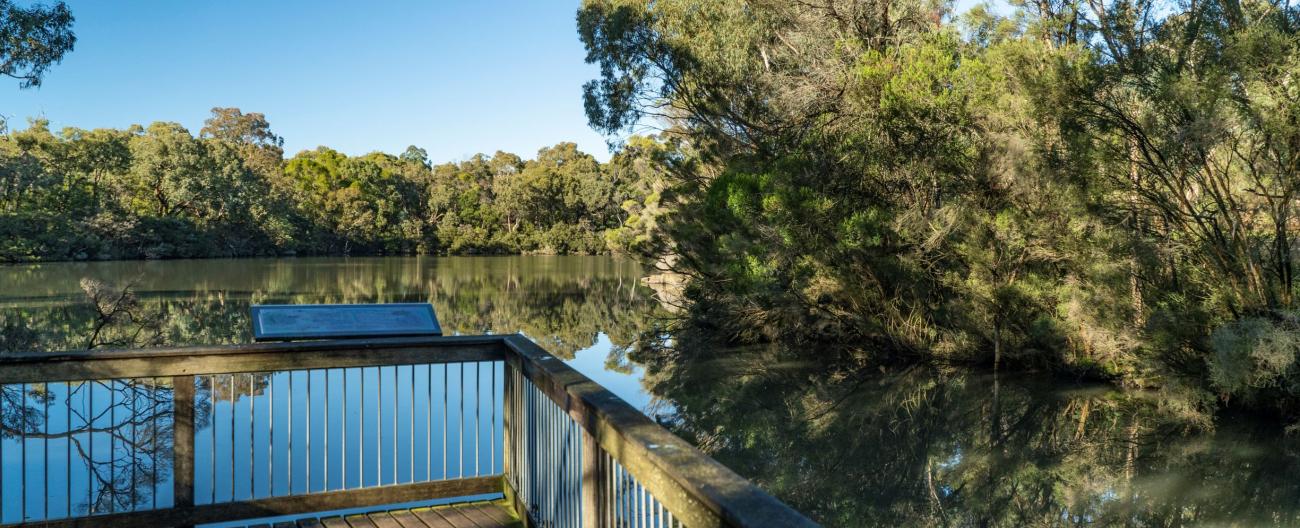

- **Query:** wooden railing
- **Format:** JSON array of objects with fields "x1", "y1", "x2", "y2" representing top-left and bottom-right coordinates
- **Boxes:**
[{"x1": 0, "y1": 335, "x2": 817, "y2": 527}]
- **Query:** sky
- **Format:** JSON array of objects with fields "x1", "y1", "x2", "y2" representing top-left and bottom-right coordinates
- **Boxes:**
[{"x1": 0, "y1": 1, "x2": 614, "y2": 161}]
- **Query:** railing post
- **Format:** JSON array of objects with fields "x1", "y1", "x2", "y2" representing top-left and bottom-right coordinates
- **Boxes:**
[
  {"x1": 172, "y1": 375, "x2": 195, "y2": 523},
  {"x1": 503, "y1": 362, "x2": 530, "y2": 526},
  {"x1": 582, "y1": 427, "x2": 602, "y2": 528}
]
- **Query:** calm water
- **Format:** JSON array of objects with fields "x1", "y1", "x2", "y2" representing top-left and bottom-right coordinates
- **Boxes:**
[{"x1": 2, "y1": 256, "x2": 1300, "y2": 527}]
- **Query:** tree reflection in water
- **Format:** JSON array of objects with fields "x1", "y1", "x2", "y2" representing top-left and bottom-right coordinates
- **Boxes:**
[
  {"x1": 0, "y1": 379, "x2": 172, "y2": 520},
  {"x1": 0, "y1": 256, "x2": 659, "y2": 522},
  {"x1": 0, "y1": 256, "x2": 659, "y2": 360},
  {"x1": 10, "y1": 256, "x2": 1300, "y2": 526},
  {"x1": 632, "y1": 336, "x2": 1300, "y2": 527}
]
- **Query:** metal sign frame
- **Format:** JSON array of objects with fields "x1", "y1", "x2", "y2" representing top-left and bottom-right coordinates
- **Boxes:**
[{"x1": 250, "y1": 303, "x2": 442, "y2": 341}]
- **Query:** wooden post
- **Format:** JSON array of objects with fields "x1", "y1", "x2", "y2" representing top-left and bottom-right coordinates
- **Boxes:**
[
  {"x1": 503, "y1": 362, "x2": 533, "y2": 527},
  {"x1": 581, "y1": 427, "x2": 601, "y2": 528},
  {"x1": 172, "y1": 375, "x2": 195, "y2": 524}
]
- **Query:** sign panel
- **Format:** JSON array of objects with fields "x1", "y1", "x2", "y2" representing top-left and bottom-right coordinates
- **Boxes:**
[{"x1": 251, "y1": 303, "x2": 442, "y2": 341}]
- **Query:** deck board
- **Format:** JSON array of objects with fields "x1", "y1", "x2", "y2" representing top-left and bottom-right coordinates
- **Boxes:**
[
  {"x1": 455, "y1": 504, "x2": 503, "y2": 528},
  {"x1": 431, "y1": 508, "x2": 478, "y2": 528},
  {"x1": 366, "y1": 512, "x2": 405, "y2": 528},
  {"x1": 344, "y1": 514, "x2": 379, "y2": 528},
  {"x1": 410, "y1": 508, "x2": 457, "y2": 528},
  {"x1": 388, "y1": 510, "x2": 432, "y2": 528},
  {"x1": 240, "y1": 502, "x2": 518, "y2": 528}
]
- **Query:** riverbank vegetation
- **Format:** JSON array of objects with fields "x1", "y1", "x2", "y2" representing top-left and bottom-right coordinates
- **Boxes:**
[
  {"x1": 0, "y1": 111, "x2": 672, "y2": 261},
  {"x1": 578, "y1": 0, "x2": 1300, "y2": 417}
]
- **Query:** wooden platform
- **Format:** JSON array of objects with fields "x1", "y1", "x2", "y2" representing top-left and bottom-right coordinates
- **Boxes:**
[{"x1": 248, "y1": 501, "x2": 522, "y2": 528}]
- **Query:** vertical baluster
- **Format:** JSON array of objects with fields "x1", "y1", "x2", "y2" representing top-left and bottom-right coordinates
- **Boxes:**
[
  {"x1": 443, "y1": 364, "x2": 448, "y2": 481},
  {"x1": 321, "y1": 369, "x2": 327, "y2": 494},
  {"x1": 541, "y1": 390, "x2": 548, "y2": 526},
  {"x1": 129, "y1": 380, "x2": 137, "y2": 512},
  {"x1": 459, "y1": 362, "x2": 464, "y2": 480},
  {"x1": 44, "y1": 382, "x2": 50, "y2": 520},
  {"x1": 378, "y1": 367, "x2": 385, "y2": 486},
  {"x1": 426, "y1": 364, "x2": 433, "y2": 482},
  {"x1": 209, "y1": 377, "x2": 216, "y2": 505},
  {"x1": 229, "y1": 375, "x2": 235, "y2": 502},
  {"x1": 306, "y1": 370, "x2": 311, "y2": 493},
  {"x1": 0, "y1": 384, "x2": 5, "y2": 524},
  {"x1": 491, "y1": 361, "x2": 497, "y2": 475},
  {"x1": 108, "y1": 381, "x2": 114, "y2": 513},
  {"x1": 409, "y1": 365, "x2": 415, "y2": 483},
  {"x1": 150, "y1": 379, "x2": 157, "y2": 512},
  {"x1": 390, "y1": 364, "x2": 395, "y2": 483},
  {"x1": 548, "y1": 392, "x2": 553, "y2": 527},
  {"x1": 87, "y1": 383, "x2": 94, "y2": 514},
  {"x1": 172, "y1": 376, "x2": 195, "y2": 518},
  {"x1": 248, "y1": 374, "x2": 254, "y2": 499},
  {"x1": 342, "y1": 368, "x2": 348, "y2": 490},
  {"x1": 268, "y1": 372, "x2": 274, "y2": 497},
  {"x1": 555, "y1": 398, "x2": 562, "y2": 527},
  {"x1": 475, "y1": 362, "x2": 481, "y2": 477},
  {"x1": 67, "y1": 382, "x2": 74, "y2": 518},
  {"x1": 288, "y1": 372, "x2": 293, "y2": 495},
  {"x1": 360, "y1": 367, "x2": 365, "y2": 488}
]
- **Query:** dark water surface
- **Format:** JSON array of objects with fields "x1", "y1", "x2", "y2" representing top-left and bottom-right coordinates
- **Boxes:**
[{"x1": 2, "y1": 256, "x2": 1299, "y2": 527}]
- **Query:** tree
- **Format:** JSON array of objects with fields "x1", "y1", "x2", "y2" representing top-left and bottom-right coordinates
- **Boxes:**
[{"x1": 0, "y1": 0, "x2": 74, "y2": 88}]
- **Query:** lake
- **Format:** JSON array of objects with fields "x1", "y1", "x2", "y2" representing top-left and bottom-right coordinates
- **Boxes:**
[{"x1": 2, "y1": 256, "x2": 1299, "y2": 527}]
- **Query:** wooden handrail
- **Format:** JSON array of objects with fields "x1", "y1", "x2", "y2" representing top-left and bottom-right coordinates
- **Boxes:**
[
  {"x1": 0, "y1": 335, "x2": 818, "y2": 528},
  {"x1": 0, "y1": 336, "x2": 504, "y2": 384},
  {"x1": 502, "y1": 335, "x2": 818, "y2": 528}
]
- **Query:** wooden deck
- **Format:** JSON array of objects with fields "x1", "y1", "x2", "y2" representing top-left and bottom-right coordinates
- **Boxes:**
[{"x1": 247, "y1": 501, "x2": 522, "y2": 528}]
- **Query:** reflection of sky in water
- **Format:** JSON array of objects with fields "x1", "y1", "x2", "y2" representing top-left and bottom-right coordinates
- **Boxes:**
[
  {"x1": 561, "y1": 333, "x2": 653, "y2": 412},
  {"x1": 0, "y1": 256, "x2": 669, "y2": 525}
]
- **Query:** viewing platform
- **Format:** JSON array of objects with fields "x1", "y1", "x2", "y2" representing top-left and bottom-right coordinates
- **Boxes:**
[{"x1": 0, "y1": 334, "x2": 817, "y2": 527}]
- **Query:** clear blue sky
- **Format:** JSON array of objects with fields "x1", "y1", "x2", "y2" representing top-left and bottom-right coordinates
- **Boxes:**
[{"x1": 0, "y1": 1, "x2": 615, "y2": 161}]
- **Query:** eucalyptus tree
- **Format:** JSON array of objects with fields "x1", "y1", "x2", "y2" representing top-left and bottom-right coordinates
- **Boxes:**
[{"x1": 0, "y1": 0, "x2": 74, "y2": 88}]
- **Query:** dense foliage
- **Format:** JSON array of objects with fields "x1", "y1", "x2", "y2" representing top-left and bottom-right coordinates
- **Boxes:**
[
  {"x1": 578, "y1": 0, "x2": 1300, "y2": 414},
  {"x1": 0, "y1": 109, "x2": 670, "y2": 261},
  {"x1": 0, "y1": 0, "x2": 74, "y2": 89},
  {"x1": 632, "y1": 337, "x2": 1300, "y2": 526}
]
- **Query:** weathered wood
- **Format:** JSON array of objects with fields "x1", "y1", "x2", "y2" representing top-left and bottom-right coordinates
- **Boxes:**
[
  {"x1": 365, "y1": 511, "x2": 402, "y2": 528},
  {"x1": 320, "y1": 517, "x2": 351, "y2": 528},
  {"x1": 581, "y1": 427, "x2": 601, "y2": 528},
  {"x1": 409, "y1": 507, "x2": 456, "y2": 528},
  {"x1": 1, "y1": 333, "x2": 815, "y2": 527},
  {"x1": 503, "y1": 335, "x2": 819, "y2": 528},
  {"x1": 385, "y1": 510, "x2": 428, "y2": 528},
  {"x1": 502, "y1": 364, "x2": 515, "y2": 498},
  {"x1": 0, "y1": 336, "x2": 505, "y2": 384},
  {"x1": 450, "y1": 504, "x2": 499, "y2": 528},
  {"x1": 432, "y1": 507, "x2": 477, "y2": 528},
  {"x1": 501, "y1": 477, "x2": 531, "y2": 528},
  {"x1": 343, "y1": 514, "x2": 377, "y2": 528},
  {"x1": 172, "y1": 375, "x2": 196, "y2": 515},
  {"x1": 471, "y1": 501, "x2": 520, "y2": 527},
  {"x1": 0, "y1": 476, "x2": 502, "y2": 528}
]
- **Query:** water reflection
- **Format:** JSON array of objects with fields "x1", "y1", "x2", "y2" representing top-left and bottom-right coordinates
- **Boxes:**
[
  {"x1": 14, "y1": 256, "x2": 1299, "y2": 526},
  {"x1": 1, "y1": 379, "x2": 173, "y2": 522},
  {"x1": 0, "y1": 361, "x2": 505, "y2": 524},
  {"x1": 633, "y1": 340, "x2": 1300, "y2": 527},
  {"x1": 0, "y1": 256, "x2": 659, "y2": 359}
]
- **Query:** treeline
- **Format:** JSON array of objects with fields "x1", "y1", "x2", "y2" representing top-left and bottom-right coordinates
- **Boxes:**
[
  {"x1": 0, "y1": 109, "x2": 672, "y2": 261},
  {"x1": 578, "y1": 0, "x2": 1300, "y2": 414}
]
